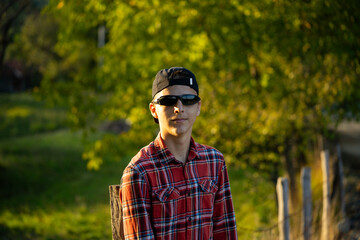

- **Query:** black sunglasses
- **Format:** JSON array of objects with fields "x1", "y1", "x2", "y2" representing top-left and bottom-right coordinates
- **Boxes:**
[{"x1": 153, "y1": 94, "x2": 201, "y2": 106}]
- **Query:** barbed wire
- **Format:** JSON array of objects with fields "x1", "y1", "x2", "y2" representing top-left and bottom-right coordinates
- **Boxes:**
[
  {"x1": 237, "y1": 204, "x2": 360, "y2": 240},
  {"x1": 234, "y1": 144, "x2": 360, "y2": 239},
  {"x1": 235, "y1": 178, "x2": 360, "y2": 239}
]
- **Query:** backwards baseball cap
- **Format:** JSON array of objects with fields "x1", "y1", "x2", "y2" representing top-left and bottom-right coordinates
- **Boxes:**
[{"x1": 152, "y1": 67, "x2": 199, "y2": 99}]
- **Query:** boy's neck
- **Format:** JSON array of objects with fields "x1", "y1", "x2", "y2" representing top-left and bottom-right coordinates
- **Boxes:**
[{"x1": 161, "y1": 132, "x2": 192, "y2": 163}]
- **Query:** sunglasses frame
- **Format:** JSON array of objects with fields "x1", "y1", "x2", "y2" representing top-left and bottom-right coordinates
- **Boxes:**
[{"x1": 152, "y1": 94, "x2": 201, "y2": 106}]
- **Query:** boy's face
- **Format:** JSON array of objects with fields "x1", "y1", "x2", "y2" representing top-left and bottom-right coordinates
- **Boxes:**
[{"x1": 150, "y1": 85, "x2": 201, "y2": 138}]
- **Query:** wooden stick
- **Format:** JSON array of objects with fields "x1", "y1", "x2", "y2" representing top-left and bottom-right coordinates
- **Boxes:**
[
  {"x1": 277, "y1": 177, "x2": 290, "y2": 240},
  {"x1": 109, "y1": 185, "x2": 124, "y2": 240},
  {"x1": 336, "y1": 144, "x2": 346, "y2": 218},
  {"x1": 321, "y1": 150, "x2": 330, "y2": 240},
  {"x1": 301, "y1": 167, "x2": 312, "y2": 240}
]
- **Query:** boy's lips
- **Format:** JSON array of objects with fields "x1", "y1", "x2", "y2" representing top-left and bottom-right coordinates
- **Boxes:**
[{"x1": 172, "y1": 118, "x2": 187, "y2": 122}]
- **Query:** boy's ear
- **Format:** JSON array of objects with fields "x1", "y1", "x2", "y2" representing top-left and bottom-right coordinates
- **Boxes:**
[
  {"x1": 196, "y1": 101, "x2": 201, "y2": 116},
  {"x1": 149, "y1": 102, "x2": 158, "y2": 119}
]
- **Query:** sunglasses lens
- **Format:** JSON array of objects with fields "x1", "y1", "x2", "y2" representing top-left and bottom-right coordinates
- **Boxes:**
[
  {"x1": 154, "y1": 95, "x2": 200, "y2": 106},
  {"x1": 181, "y1": 95, "x2": 200, "y2": 105},
  {"x1": 158, "y1": 96, "x2": 178, "y2": 106}
]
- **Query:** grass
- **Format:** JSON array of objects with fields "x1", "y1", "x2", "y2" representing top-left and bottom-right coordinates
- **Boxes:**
[
  {"x1": 0, "y1": 129, "x2": 129, "y2": 239},
  {"x1": 0, "y1": 93, "x2": 67, "y2": 139},
  {"x1": 0, "y1": 93, "x2": 277, "y2": 239}
]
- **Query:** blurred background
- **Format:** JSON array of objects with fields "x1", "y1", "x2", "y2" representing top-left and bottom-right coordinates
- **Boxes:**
[{"x1": 1, "y1": 0, "x2": 359, "y2": 239}]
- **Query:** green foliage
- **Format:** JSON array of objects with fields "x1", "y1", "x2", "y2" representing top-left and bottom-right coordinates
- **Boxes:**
[
  {"x1": 23, "y1": 0, "x2": 360, "y2": 172},
  {"x1": 228, "y1": 168, "x2": 277, "y2": 232}
]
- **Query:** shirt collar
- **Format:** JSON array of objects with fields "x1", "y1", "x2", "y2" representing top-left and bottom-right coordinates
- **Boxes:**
[{"x1": 153, "y1": 133, "x2": 199, "y2": 164}]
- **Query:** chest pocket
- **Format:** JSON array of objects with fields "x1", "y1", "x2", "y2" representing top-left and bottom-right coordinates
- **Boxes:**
[
  {"x1": 199, "y1": 179, "x2": 218, "y2": 194},
  {"x1": 151, "y1": 186, "x2": 182, "y2": 228},
  {"x1": 153, "y1": 186, "x2": 181, "y2": 202},
  {"x1": 198, "y1": 179, "x2": 218, "y2": 211}
]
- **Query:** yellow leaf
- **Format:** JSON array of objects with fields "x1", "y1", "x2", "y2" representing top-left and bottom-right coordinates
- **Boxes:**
[{"x1": 57, "y1": 1, "x2": 64, "y2": 9}]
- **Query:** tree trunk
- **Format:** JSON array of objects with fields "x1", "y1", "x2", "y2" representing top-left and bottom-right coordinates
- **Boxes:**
[{"x1": 0, "y1": 0, "x2": 30, "y2": 69}]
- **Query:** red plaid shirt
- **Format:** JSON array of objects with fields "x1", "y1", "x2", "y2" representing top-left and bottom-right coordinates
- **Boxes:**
[{"x1": 120, "y1": 134, "x2": 237, "y2": 240}]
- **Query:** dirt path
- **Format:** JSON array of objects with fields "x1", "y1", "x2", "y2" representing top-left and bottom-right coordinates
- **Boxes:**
[{"x1": 337, "y1": 121, "x2": 360, "y2": 160}]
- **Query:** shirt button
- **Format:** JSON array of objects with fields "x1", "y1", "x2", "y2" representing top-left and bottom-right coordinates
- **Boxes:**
[{"x1": 188, "y1": 217, "x2": 192, "y2": 222}]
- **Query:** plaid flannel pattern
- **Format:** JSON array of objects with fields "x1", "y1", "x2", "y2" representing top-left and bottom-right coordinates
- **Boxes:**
[{"x1": 120, "y1": 134, "x2": 237, "y2": 240}]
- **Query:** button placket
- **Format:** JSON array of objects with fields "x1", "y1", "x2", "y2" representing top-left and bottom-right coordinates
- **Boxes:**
[{"x1": 183, "y1": 162, "x2": 192, "y2": 229}]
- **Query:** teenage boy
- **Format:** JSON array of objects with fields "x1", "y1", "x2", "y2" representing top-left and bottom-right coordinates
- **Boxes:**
[{"x1": 120, "y1": 67, "x2": 237, "y2": 239}]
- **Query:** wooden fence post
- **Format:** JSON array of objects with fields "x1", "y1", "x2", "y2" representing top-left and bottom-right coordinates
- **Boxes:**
[
  {"x1": 109, "y1": 185, "x2": 124, "y2": 240},
  {"x1": 277, "y1": 177, "x2": 290, "y2": 240},
  {"x1": 336, "y1": 144, "x2": 346, "y2": 218},
  {"x1": 301, "y1": 167, "x2": 312, "y2": 240},
  {"x1": 336, "y1": 144, "x2": 351, "y2": 234},
  {"x1": 321, "y1": 150, "x2": 331, "y2": 240}
]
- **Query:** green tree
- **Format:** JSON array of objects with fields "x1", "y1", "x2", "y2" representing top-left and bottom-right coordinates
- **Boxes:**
[{"x1": 39, "y1": 0, "x2": 359, "y2": 205}]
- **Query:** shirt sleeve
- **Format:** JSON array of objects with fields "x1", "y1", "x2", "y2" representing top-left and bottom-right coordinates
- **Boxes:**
[
  {"x1": 120, "y1": 166, "x2": 155, "y2": 240},
  {"x1": 212, "y1": 162, "x2": 238, "y2": 240}
]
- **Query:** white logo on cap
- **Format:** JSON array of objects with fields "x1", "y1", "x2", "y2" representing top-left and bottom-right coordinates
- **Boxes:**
[{"x1": 190, "y1": 78, "x2": 193, "y2": 85}]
